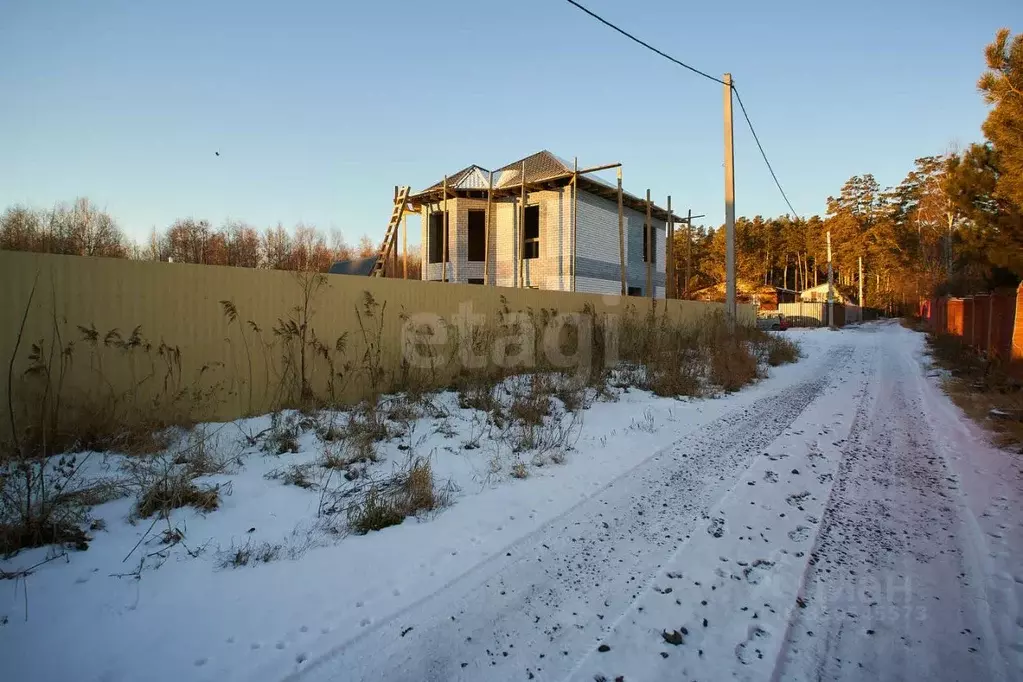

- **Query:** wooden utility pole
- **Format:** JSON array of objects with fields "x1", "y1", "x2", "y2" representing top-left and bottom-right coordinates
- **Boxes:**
[
  {"x1": 484, "y1": 170, "x2": 493, "y2": 286},
  {"x1": 858, "y1": 256, "x2": 863, "y2": 309},
  {"x1": 723, "y1": 73, "x2": 736, "y2": 323},
  {"x1": 572, "y1": 157, "x2": 578, "y2": 292},
  {"x1": 666, "y1": 195, "x2": 673, "y2": 299},
  {"x1": 441, "y1": 176, "x2": 449, "y2": 282},
  {"x1": 685, "y1": 209, "x2": 692, "y2": 297},
  {"x1": 519, "y1": 161, "x2": 526, "y2": 288},
  {"x1": 645, "y1": 189, "x2": 653, "y2": 298},
  {"x1": 617, "y1": 167, "x2": 626, "y2": 295},
  {"x1": 827, "y1": 231, "x2": 835, "y2": 328}
]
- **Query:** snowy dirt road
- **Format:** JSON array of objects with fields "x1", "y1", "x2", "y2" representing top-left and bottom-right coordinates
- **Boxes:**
[
  {"x1": 5, "y1": 323, "x2": 1022, "y2": 682},
  {"x1": 296, "y1": 322, "x2": 1023, "y2": 682}
]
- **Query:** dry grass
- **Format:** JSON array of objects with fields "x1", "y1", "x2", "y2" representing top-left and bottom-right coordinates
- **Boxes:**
[
  {"x1": 763, "y1": 335, "x2": 800, "y2": 366},
  {"x1": 347, "y1": 457, "x2": 439, "y2": 534},
  {"x1": 925, "y1": 332, "x2": 1023, "y2": 450},
  {"x1": 0, "y1": 518, "x2": 89, "y2": 557},
  {"x1": 708, "y1": 338, "x2": 760, "y2": 392},
  {"x1": 135, "y1": 474, "x2": 220, "y2": 519},
  {"x1": 265, "y1": 463, "x2": 317, "y2": 489},
  {"x1": 509, "y1": 392, "x2": 551, "y2": 427},
  {"x1": 2, "y1": 287, "x2": 807, "y2": 557},
  {"x1": 216, "y1": 540, "x2": 283, "y2": 568},
  {"x1": 456, "y1": 372, "x2": 503, "y2": 413},
  {"x1": 901, "y1": 316, "x2": 929, "y2": 332},
  {"x1": 262, "y1": 412, "x2": 302, "y2": 454},
  {"x1": 645, "y1": 356, "x2": 703, "y2": 398},
  {"x1": 612, "y1": 307, "x2": 794, "y2": 398}
]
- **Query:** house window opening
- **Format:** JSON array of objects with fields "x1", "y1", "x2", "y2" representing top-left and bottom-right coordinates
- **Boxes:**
[
  {"x1": 428, "y1": 211, "x2": 448, "y2": 264},
  {"x1": 643, "y1": 225, "x2": 656, "y2": 264},
  {"x1": 467, "y1": 210, "x2": 485, "y2": 261},
  {"x1": 523, "y1": 205, "x2": 540, "y2": 260}
]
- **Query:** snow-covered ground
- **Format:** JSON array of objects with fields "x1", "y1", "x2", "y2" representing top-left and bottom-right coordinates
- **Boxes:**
[{"x1": 2, "y1": 322, "x2": 1022, "y2": 682}]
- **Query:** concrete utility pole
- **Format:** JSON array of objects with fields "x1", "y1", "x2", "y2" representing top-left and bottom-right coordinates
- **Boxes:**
[
  {"x1": 826, "y1": 231, "x2": 835, "y2": 329},
  {"x1": 723, "y1": 73, "x2": 736, "y2": 324},
  {"x1": 685, "y1": 209, "x2": 692, "y2": 297},
  {"x1": 858, "y1": 256, "x2": 864, "y2": 309}
]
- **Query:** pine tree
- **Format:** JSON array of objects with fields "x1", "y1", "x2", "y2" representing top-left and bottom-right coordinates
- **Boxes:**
[{"x1": 979, "y1": 29, "x2": 1023, "y2": 210}]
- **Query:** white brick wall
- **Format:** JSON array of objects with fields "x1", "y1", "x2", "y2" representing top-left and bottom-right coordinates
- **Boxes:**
[
  {"x1": 574, "y1": 276, "x2": 622, "y2": 295},
  {"x1": 576, "y1": 191, "x2": 627, "y2": 264},
  {"x1": 490, "y1": 188, "x2": 571, "y2": 288},
  {"x1": 575, "y1": 190, "x2": 666, "y2": 296}
]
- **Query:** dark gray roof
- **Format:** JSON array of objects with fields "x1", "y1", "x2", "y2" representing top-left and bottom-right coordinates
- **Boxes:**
[{"x1": 328, "y1": 257, "x2": 377, "y2": 276}]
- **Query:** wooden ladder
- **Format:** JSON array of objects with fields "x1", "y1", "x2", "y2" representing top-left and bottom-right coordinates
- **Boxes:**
[{"x1": 371, "y1": 185, "x2": 410, "y2": 277}]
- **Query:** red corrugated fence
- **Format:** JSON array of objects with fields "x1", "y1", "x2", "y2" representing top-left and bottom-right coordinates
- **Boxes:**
[{"x1": 923, "y1": 283, "x2": 1023, "y2": 361}]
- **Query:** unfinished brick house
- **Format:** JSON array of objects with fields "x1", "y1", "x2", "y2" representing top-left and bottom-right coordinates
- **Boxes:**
[{"x1": 399, "y1": 150, "x2": 680, "y2": 297}]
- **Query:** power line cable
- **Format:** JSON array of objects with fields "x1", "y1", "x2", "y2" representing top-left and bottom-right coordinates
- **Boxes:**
[
  {"x1": 562, "y1": 0, "x2": 724, "y2": 85},
  {"x1": 561, "y1": 0, "x2": 799, "y2": 217}
]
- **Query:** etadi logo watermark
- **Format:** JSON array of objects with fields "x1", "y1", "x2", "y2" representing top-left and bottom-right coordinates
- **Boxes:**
[{"x1": 400, "y1": 298, "x2": 628, "y2": 382}]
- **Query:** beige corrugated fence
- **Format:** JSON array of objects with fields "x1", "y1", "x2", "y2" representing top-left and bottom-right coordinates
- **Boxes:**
[{"x1": 1, "y1": 250, "x2": 753, "y2": 445}]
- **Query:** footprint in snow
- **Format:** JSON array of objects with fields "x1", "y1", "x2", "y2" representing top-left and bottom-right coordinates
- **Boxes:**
[
  {"x1": 786, "y1": 492, "x2": 810, "y2": 507},
  {"x1": 743, "y1": 559, "x2": 774, "y2": 585},
  {"x1": 708, "y1": 518, "x2": 725, "y2": 538},
  {"x1": 735, "y1": 625, "x2": 769, "y2": 664},
  {"x1": 764, "y1": 471, "x2": 779, "y2": 483},
  {"x1": 788, "y1": 526, "x2": 810, "y2": 542}
]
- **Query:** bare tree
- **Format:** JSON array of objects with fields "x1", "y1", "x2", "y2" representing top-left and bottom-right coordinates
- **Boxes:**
[
  {"x1": 166, "y1": 218, "x2": 214, "y2": 263},
  {"x1": 223, "y1": 220, "x2": 262, "y2": 268},
  {"x1": 262, "y1": 223, "x2": 293, "y2": 270},
  {"x1": 0, "y1": 205, "x2": 44, "y2": 252},
  {"x1": 356, "y1": 235, "x2": 377, "y2": 258},
  {"x1": 329, "y1": 228, "x2": 353, "y2": 262}
]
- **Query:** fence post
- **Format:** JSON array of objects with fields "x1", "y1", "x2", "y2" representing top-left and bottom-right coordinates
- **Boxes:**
[
  {"x1": 1012, "y1": 283, "x2": 1023, "y2": 363},
  {"x1": 971, "y1": 297, "x2": 977, "y2": 349},
  {"x1": 987, "y1": 294, "x2": 994, "y2": 357}
]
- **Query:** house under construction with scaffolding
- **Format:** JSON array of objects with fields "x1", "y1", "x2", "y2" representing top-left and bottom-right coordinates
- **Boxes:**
[{"x1": 372, "y1": 150, "x2": 685, "y2": 298}]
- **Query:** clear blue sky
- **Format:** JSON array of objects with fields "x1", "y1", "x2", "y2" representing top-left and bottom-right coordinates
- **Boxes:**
[{"x1": 0, "y1": 0, "x2": 1015, "y2": 245}]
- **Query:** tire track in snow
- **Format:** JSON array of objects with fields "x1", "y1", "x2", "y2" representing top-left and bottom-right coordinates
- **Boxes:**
[
  {"x1": 296, "y1": 344, "x2": 857, "y2": 682},
  {"x1": 774, "y1": 329, "x2": 1016, "y2": 682},
  {"x1": 562, "y1": 338, "x2": 875, "y2": 682}
]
